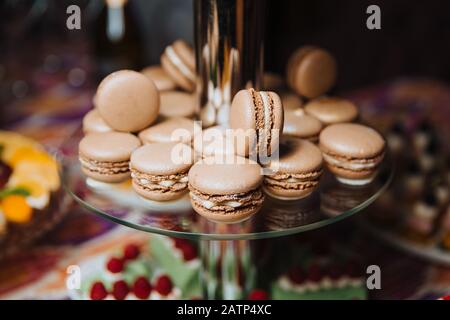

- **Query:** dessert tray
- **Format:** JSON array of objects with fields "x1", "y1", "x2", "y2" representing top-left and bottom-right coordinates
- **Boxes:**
[{"x1": 60, "y1": 128, "x2": 393, "y2": 241}]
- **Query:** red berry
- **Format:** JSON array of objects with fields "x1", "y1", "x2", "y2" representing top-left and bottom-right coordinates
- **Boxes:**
[
  {"x1": 154, "y1": 275, "x2": 173, "y2": 296},
  {"x1": 112, "y1": 280, "x2": 129, "y2": 300},
  {"x1": 287, "y1": 266, "x2": 305, "y2": 284},
  {"x1": 90, "y1": 282, "x2": 108, "y2": 300},
  {"x1": 441, "y1": 294, "x2": 450, "y2": 300},
  {"x1": 248, "y1": 289, "x2": 269, "y2": 300},
  {"x1": 123, "y1": 244, "x2": 140, "y2": 260},
  {"x1": 133, "y1": 276, "x2": 152, "y2": 299},
  {"x1": 106, "y1": 257, "x2": 124, "y2": 273},
  {"x1": 179, "y1": 243, "x2": 197, "y2": 261},
  {"x1": 307, "y1": 264, "x2": 323, "y2": 282}
]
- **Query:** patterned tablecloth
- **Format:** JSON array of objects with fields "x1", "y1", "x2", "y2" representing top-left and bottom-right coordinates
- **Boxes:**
[{"x1": 0, "y1": 77, "x2": 449, "y2": 300}]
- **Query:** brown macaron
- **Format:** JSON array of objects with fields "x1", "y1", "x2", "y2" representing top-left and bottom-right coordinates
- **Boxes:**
[
  {"x1": 287, "y1": 46, "x2": 337, "y2": 99},
  {"x1": 96, "y1": 70, "x2": 160, "y2": 132},
  {"x1": 138, "y1": 117, "x2": 200, "y2": 145},
  {"x1": 130, "y1": 142, "x2": 194, "y2": 201},
  {"x1": 141, "y1": 65, "x2": 177, "y2": 92},
  {"x1": 264, "y1": 138, "x2": 323, "y2": 200},
  {"x1": 159, "y1": 91, "x2": 197, "y2": 118},
  {"x1": 82, "y1": 109, "x2": 113, "y2": 134},
  {"x1": 304, "y1": 97, "x2": 358, "y2": 125},
  {"x1": 281, "y1": 92, "x2": 303, "y2": 110},
  {"x1": 283, "y1": 108, "x2": 323, "y2": 142},
  {"x1": 229, "y1": 89, "x2": 284, "y2": 158},
  {"x1": 319, "y1": 123, "x2": 386, "y2": 185},
  {"x1": 188, "y1": 156, "x2": 265, "y2": 223},
  {"x1": 79, "y1": 132, "x2": 141, "y2": 183},
  {"x1": 161, "y1": 40, "x2": 196, "y2": 92}
]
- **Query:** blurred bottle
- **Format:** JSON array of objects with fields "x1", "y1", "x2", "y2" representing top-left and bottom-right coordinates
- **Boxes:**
[{"x1": 93, "y1": 0, "x2": 144, "y2": 80}]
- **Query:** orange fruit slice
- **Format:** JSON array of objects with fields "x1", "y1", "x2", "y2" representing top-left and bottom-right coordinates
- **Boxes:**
[{"x1": 1, "y1": 195, "x2": 33, "y2": 224}]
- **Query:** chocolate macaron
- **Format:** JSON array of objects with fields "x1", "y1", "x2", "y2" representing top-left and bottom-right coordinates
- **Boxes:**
[
  {"x1": 161, "y1": 40, "x2": 196, "y2": 92},
  {"x1": 264, "y1": 138, "x2": 323, "y2": 200},
  {"x1": 230, "y1": 89, "x2": 284, "y2": 158},
  {"x1": 130, "y1": 142, "x2": 194, "y2": 201},
  {"x1": 96, "y1": 70, "x2": 159, "y2": 132},
  {"x1": 304, "y1": 97, "x2": 358, "y2": 125},
  {"x1": 82, "y1": 109, "x2": 113, "y2": 134},
  {"x1": 287, "y1": 46, "x2": 337, "y2": 99},
  {"x1": 319, "y1": 123, "x2": 386, "y2": 185},
  {"x1": 188, "y1": 156, "x2": 265, "y2": 223},
  {"x1": 283, "y1": 108, "x2": 323, "y2": 142},
  {"x1": 141, "y1": 65, "x2": 177, "y2": 92},
  {"x1": 160, "y1": 91, "x2": 197, "y2": 118},
  {"x1": 138, "y1": 117, "x2": 199, "y2": 145},
  {"x1": 79, "y1": 132, "x2": 141, "y2": 183}
]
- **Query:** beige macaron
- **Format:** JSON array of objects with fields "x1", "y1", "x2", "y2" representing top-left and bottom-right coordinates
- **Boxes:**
[
  {"x1": 96, "y1": 70, "x2": 160, "y2": 132},
  {"x1": 283, "y1": 108, "x2": 323, "y2": 142},
  {"x1": 130, "y1": 142, "x2": 194, "y2": 201},
  {"x1": 188, "y1": 156, "x2": 265, "y2": 223},
  {"x1": 161, "y1": 40, "x2": 196, "y2": 92},
  {"x1": 287, "y1": 46, "x2": 337, "y2": 99},
  {"x1": 319, "y1": 123, "x2": 386, "y2": 185},
  {"x1": 159, "y1": 91, "x2": 197, "y2": 118},
  {"x1": 79, "y1": 132, "x2": 141, "y2": 183},
  {"x1": 141, "y1": 65, "x2": 177, "y2": 92},
  {"x1": 193, "y1": 125, "x2": 238, "y2": 158},
  {"x1": 82, "y1": 109, "x2": 113, "y2": 134},
  {"x1": 304, "y1": 97, "x2": 359, "y2": 125},
  {"x1": 264, "y1": 138, "x2": 323, "y2": 200},
  {"x1": 138, "y1": 117, "x2": 199, "y2": 145}
]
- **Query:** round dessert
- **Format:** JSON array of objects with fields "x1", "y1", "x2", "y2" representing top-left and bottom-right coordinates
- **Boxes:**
[
  {"x1": 0, "y1": 131, "x2": 62, "y2": 258},
  {"x1": 287, "y1": 46, "x2": 337, "y2": 99},
  {"x1": 130, "y1": 143, "x2": 194, "y2": 201},
  {"x1": 262, "y1": 72, "x2": 285, "y2": 91},
  {"x1": 263, "y1": 138, "x2": 323, "y2": 200},
  {"x1": 193, "y1": 125, "x2": 237, "y2": 159},
  {"x1": 138, "y1": 117, "x2": 199, "y2": 145},
  {"x1": 161, "y1": 40, "x2": 196, "y2": 92},
  {"x1": 96, "y1": 70, "x2": 160, "y2": 132},
  {"x1": 304, "y1": 97, "x2": 358, "y2": 125},
  {"x1": 79, "y1": 132, "x2": 141, "y2": 183},
  {"x1": 141, "y1": 65, "x2": 177, "y2": 92},
  {"x1": 82, "y1": 109, "x2": 113, "y2": 134},
  {"x1": 188, "y1": 156, "x2": 265, "y2": 223},
  {"x1": 319, "y1": 123, "x2": 386, "y2": 185},
  {"x1": 230, "y1": 89, "x2": 284, "y2": 158},
  {"x1": 159, "y1": 91, "x2": 197, "y2": 119},
  {"x1": 283, "y1": 108, "x2": 323, "y2": 142}
]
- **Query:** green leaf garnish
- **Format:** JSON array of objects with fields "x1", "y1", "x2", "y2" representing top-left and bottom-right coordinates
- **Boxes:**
[{"x1": 0, "y1": 187, "x2": 31, "y2": 199}]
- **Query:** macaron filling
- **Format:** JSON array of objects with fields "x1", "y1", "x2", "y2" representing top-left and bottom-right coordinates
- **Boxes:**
[
  {"x1": 264, "y1": 170, "x2": 322, "y2": 192},
  {"x1": 321, "y1": 152, "x2": 385, "y2": 171},
  {"x1": 250, "y1": 89, "x2": 275, "y2": 156},
  {"x1": 79, "y1": 157, "x2": 130, "y2": 176},
  {"x1": 165, "y1": 46, "x2": 195, "y2": 82},
  {"x1": 189, "y1": 187, "x2": 264, "y2": 213},
  {"x1": 131, "y1": 168, "x2": 189, "y2": 194}
]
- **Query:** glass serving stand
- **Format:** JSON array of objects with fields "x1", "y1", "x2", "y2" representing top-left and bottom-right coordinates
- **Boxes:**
[{"x1": 59, "y1": 128, "x2": 393, "y2": 299}]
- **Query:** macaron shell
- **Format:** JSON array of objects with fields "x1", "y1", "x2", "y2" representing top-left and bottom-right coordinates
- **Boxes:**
[
  {"x1": 270, "y1": 138, "x2": 323, "y2": 174},
  {"x1": 283, "y1": 109, "x2": 323, "y2": 140},
  {"x1": 141, "y1": 65, "x2": 177, "y2": 91},
  {"x1": 263, "y1": 184, "x2": 315, "y2": 200},
  {"x1": 287, "y1": 46, "x2": 316, "y2": 89},
  {"x1": 79, "y1": 132, "x2": 141, "y2": 162},
  {"x1": 132, "y1": 180, "x2": 187, "y2": 201},
  {"x1": 82, "y1": 167, "x2": 131, "y2": 183},
  {"x1": 191, "y1": 199, "x2": 262, "y2": 223},
  {"x1": 138, "y1": 117, "x2": 198, "y2": 144},
  {"x1": 319, "y1": 123, "x2": 385, "y2": 159},
  {"x1": 193, "y1": 125, "x2": 237, "y2": 157},
  {"x1": 188, "y1": 156, "x2": 263, "y2": 195},
  {"x1": 161, "y1": 54, "x2": 195, "y2": 92},
  {"x1": 82, "y1": 109, "x2": 113, "y2": 134},
  {"x1": 325, "y1": 163, "x2": 376, "y2": 180},
  {"x1": 229, "y1": 90, "x2": 257, "y2": 157},
  {"x1": 171, "y1": 40, "x2": 196, "y2": 71},
  {"x1": 292, "y1": 48, "x2": 337, "y2": 98},
  {"x1": 281, "y1": 92, "x2": 303, "y2": 110},
  {"x1": 96, "y1": 70, "x2": 160, "y2": 132},
  {"x1": 130, "y1": 142, "x2": 194, "y2": 175},
  {"x1": 266, "y1": 91, "x2": 284, "y2": 155},
  {"x1": 159, "y1": 91, "x2": 197, "y2": 118},
  {"x1": 304, "y1": 97, "x2": 358, "y2": 125}
]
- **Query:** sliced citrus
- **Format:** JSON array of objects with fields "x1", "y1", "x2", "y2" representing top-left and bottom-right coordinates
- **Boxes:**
[{"x1": 1, "y1": 195, "x2": 33, "y2": 224}]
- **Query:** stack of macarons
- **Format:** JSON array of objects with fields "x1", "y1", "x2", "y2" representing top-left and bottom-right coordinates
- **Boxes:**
[{"x1": 78, "y1": 42, "x2": 388, "y2": 224}]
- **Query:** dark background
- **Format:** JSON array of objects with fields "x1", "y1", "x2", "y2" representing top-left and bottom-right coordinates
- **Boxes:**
[{"x1": 2, "y1": 0, "x2": 450, "y2": 107}]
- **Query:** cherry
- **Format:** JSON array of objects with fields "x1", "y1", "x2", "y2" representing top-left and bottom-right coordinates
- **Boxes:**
[
  {"x1": 133, "y1": 276, "x2": 152, "y2": 299},
  {"x1": 112, "y1": 280, "x2": 129, "y2": 300},
  {"x1": 90, "y1": 282, "x2": 108, "y2": 300},
  {"x1": 123, "y1": 244, "x2": 140, "y2": 260},
  {"x1": 106, "y1": 257, "x2": 124, "y2": 273},
  {"x1": 154, "y1": 275, "x2": 173, "y2": 296}
]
